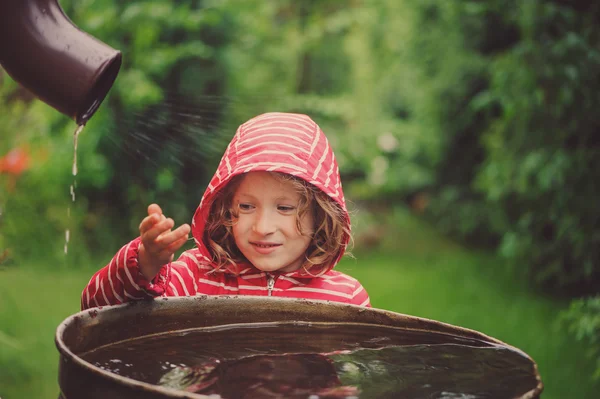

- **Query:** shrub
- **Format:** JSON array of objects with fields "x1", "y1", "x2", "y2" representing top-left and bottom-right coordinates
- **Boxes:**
[{"x1": 560, "y1": 296, "x2": 600, "y2": 380}]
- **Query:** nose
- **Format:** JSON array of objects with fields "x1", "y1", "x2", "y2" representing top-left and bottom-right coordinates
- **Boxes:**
[{"x1": 252, "y1": 210, "x2": 276, "y2": 235}]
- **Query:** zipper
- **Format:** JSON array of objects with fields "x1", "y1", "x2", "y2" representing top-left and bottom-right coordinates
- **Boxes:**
[{"x1": 266, "y1": 274, "x2": 275, "y2": 297}]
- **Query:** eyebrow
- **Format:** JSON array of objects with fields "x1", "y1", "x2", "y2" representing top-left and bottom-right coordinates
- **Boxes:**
[
  {"x1": 235, "y1": 193, "x2": 298, "y2": 202},
  {"x1": 235, "y1": 193, "x2": 255, "y2": 200}
]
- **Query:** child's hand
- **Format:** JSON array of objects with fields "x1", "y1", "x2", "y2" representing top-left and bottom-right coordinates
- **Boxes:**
[{"x1": 138, "y1": 204, "x2": 191, "y2": 280}]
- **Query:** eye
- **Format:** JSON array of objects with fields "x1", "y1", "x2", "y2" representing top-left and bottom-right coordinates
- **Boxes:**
[
  {"x1": 277, "y1": 205, "x2": 296, "y2": 213},
  {"x1": 238, "y1": 203, "x2": 255, "y2": 212}
]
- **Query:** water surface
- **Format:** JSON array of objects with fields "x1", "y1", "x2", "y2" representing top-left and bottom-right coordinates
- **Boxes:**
[{"x1": 81, "y1": 322, "x2": 539, "y2": 398}]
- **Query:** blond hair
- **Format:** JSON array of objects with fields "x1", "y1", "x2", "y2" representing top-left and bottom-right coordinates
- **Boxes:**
[{"x1": 203, "y1": 172, "x2": 351, "y2": 275}]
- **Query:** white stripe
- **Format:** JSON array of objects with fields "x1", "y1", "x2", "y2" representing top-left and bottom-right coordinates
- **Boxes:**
[
  {"x1": 182, "y1": 252, "x2": 212, "y2": 270},
  {"x1": 199, "y1": 255, "x2": 212, "y2": 263},
  {"x1": 85, "y1": 274, "x2": 95, "y2": 309},
  {"x1": 95, "y1": 275, "x2": 100, "y2": 296},
  {"x1": 113, "y1": 248, "x2": 125, "y2": 285},
  {"x1": 107, "y1": 258, "x2": 124, "y2": 303},
  {"x1": 243, "y1": 114, "x2": 314, "y2": 130},
  {"x1": 312, "y1": 139, "x2": 330, "y2": 179},
  {"x1": 199, "y1": 278, "x2": 240, "y2": 291},
  {"x1": 245, "y1": 125, "x2": 312, "y2": 140},
  {"x1": 320, "y1": 279, "x2": 355, "y2": 289},
  {"x1": 353, "y1": 285, "x2": 365, "y2": 297},
  {"x1": 224, "y1": 152, "x2": 232, "y2": 175},
  {"x1": 173, "y1": 260, "x2": 198, "y2": 292},
  {"x1": 242, "y1": 133, "x2": 310, "y2": 146},
  {"x1": 222, "y1": 140, "x2": 234, "y2": 173},
  {"x1": 279, "y1": 275, "x2": 303, "y2": 285},
  {"x1": 115, "y1": 268, "x2": 124, "y2": 284},
  {"x1": 286, "y1": 286, "x2": 352, "y2": 299},
  {"x1": 241, "y1": 273, "x2": 265, "y2": 280},
  {"x1": 237, "y1": 141, "x2": 309, "y2": 156},
  {"x1": 324, "y1": 160, "x2": 334, "y2": 187},
  {"x1": 169, "y1": 282, "x2": 180, "y2": 296},
  {"x1": 244, "y1": 118, "x2": 315, "y2": 132},
  {"x1": 122, "y1": 242, "x2": 142, "y2": 292},
  {"x1": 100, "y1": 280, "x2": 110, "y2": 305},
  {"x1": 238, "y1": 150, "x2": 303, "y2": 166},
  {"x1": 182, "y1": 252, "x2": 200, "y2": 266},
  {"x1": 93, "y1": 276, "x2": 101, "y2": 306},
  {"x1": 124, "y1": 291, "x2": 144, "y2": 300},
  {"x1": 359, "y1": 298, "x2": 370, "y2": 307},
  {"x1": 238, "y1": 284, "x2": 271, "y2": 292},
  {"x1": 309, "y1": 126, "x2": 320, "y2": 157},
  {"x1": 321, "y1": 273, "x2": 357, "y2": 283},
  {"x1": 234, "y1": 131, "x2": 241, "y2": 155},
  {"x1": 171, "y1": 268, "x2": 190, "y2": 296},
  {"x1": 241, "y1": 162, "x2": 307, "y2": 173}
]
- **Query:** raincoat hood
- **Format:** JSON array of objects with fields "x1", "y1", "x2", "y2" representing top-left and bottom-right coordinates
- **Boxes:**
[{"x1": 191, "y1": 112, "x2": 350, "y2": 276}]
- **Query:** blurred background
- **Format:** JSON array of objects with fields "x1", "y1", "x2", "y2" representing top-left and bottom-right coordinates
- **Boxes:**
[{"x1": 1, "y1": 0, "x2": 599, "y2": 397}]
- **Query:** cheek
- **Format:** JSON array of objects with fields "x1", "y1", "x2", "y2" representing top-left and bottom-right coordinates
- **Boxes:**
[
  {"x1": 298, "y1": 213, "x2": 315, "y2": 237},
  {"x1": 231, "y1": 217, "x2": 243, "y2": 239}
]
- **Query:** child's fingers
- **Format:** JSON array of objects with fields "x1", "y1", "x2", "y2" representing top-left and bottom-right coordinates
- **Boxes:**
[
  {"x1": 146, "y1": 238, "x2": 186, "y2": 266},
  {"x1": 139, "y1": 213, "x2": 168, "y2": 235},
  {"x1": 139, "y1": 214, "x2": 158, "y2": 233},
  {"x1": 142, "y1": 218, "x2": 175, "y2": 243},
  {"x1": 147, "y1": 226, "x2": 188, "y2": 259},
  {"x1": 147, "y1": 203, "x2": 162, "y2": 216},
  {"x1": 155, "y1": 224, "x2": 190, "y2": 248},
  {"x1": 154, "y1": 234, "x2": 189, "y2": 259},
  {"x1": 166, "y1": 235, "x2": 189, "y2": 253}
]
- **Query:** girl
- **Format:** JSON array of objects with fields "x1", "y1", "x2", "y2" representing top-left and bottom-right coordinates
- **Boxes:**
[{"x1": 81, "y1": 112, "x2": 370, "y2": 310}]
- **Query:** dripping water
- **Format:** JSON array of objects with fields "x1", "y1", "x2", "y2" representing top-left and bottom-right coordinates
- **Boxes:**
[{"x1": 65, "y1": 124, "x2": 84, "y2": 254}]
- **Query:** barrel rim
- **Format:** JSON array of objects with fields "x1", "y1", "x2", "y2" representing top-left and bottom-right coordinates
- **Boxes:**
[{"x1": 55, "y1": 296, "x2": 543, "y2": 398}]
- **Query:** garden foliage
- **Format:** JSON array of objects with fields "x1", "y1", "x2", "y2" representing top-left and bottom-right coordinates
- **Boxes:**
[{"x1": 0, "y1": 0, "x2": 598, "y2": 380}]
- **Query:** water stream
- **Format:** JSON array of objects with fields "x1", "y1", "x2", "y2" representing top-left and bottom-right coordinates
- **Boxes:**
[{"x1": 65, "y1": 124, "x2": 84, "y2": 254}]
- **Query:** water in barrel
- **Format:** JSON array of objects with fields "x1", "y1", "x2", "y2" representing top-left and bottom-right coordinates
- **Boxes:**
[{"x1": 81, "y1": 322, "x2": 540, "y2": 398}]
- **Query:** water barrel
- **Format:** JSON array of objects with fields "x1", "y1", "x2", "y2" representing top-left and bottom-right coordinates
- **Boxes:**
[{"x1": 55, "y1": 296, "x2": 543, "y2": 398}]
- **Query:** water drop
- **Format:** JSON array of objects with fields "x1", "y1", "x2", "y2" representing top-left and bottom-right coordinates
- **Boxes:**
[{"x1": 72, "y1": 124, "x2": 84, "y2": 176}]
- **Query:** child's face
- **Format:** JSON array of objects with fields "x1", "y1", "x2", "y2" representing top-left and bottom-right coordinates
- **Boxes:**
[{"x1": 231, "y1": 172, "x2": 313, "y2": 273}]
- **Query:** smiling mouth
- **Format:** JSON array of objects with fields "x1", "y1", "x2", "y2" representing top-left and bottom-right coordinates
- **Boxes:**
[{"x1": 252, "y1": 243, "x2": 281, "y2": 248}]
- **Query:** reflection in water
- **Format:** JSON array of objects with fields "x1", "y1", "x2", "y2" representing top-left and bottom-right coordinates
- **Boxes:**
[{"x1": 82, "y1": 323, "x2": 539, "y2": 398}]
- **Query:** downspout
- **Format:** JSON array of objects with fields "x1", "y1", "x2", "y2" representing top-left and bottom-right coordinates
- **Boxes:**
[{"x1": 0, "y1": 0, "x2": 122, "y2": 125}]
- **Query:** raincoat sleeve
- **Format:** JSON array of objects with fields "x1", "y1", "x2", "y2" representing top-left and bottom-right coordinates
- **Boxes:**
[
  {"x1": 164, "y1": 250, "x2": 212, "y2": 297},
  {"x1": 350, "y1": 280, "x2": 371, "y2": 307},
  {"x1": 80, "y1": 237, "x2": 170, "y2": 310}
]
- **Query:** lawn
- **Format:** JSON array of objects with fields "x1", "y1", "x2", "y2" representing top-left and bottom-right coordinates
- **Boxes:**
[
  {"x1": 337, "y1": 207, "x2": 598, "y2": 399},
  {"x1": 0, "y1": 207, "x2": 597, "y2": 398}
]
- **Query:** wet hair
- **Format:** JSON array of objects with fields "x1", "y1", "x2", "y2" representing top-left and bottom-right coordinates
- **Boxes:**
[{"x1": 203, "y1": 172, "x2": 351, "y2": 275}]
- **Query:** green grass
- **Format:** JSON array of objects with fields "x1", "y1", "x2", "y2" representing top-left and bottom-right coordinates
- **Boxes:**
[
  {"x1": 0, "y1": 207, "x2": 597, "y2": 398},
  {"x1": 0, "y1": 267, "x2": 93, "y2": 399},
  {"x1": 337, "y1": 207, "x2": 598, "y2": 399}
]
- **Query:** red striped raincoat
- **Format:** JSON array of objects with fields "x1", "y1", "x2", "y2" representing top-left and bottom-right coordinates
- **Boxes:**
[{"x1": 81, "y1": 112, "x2": 370, "y2": 310}]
